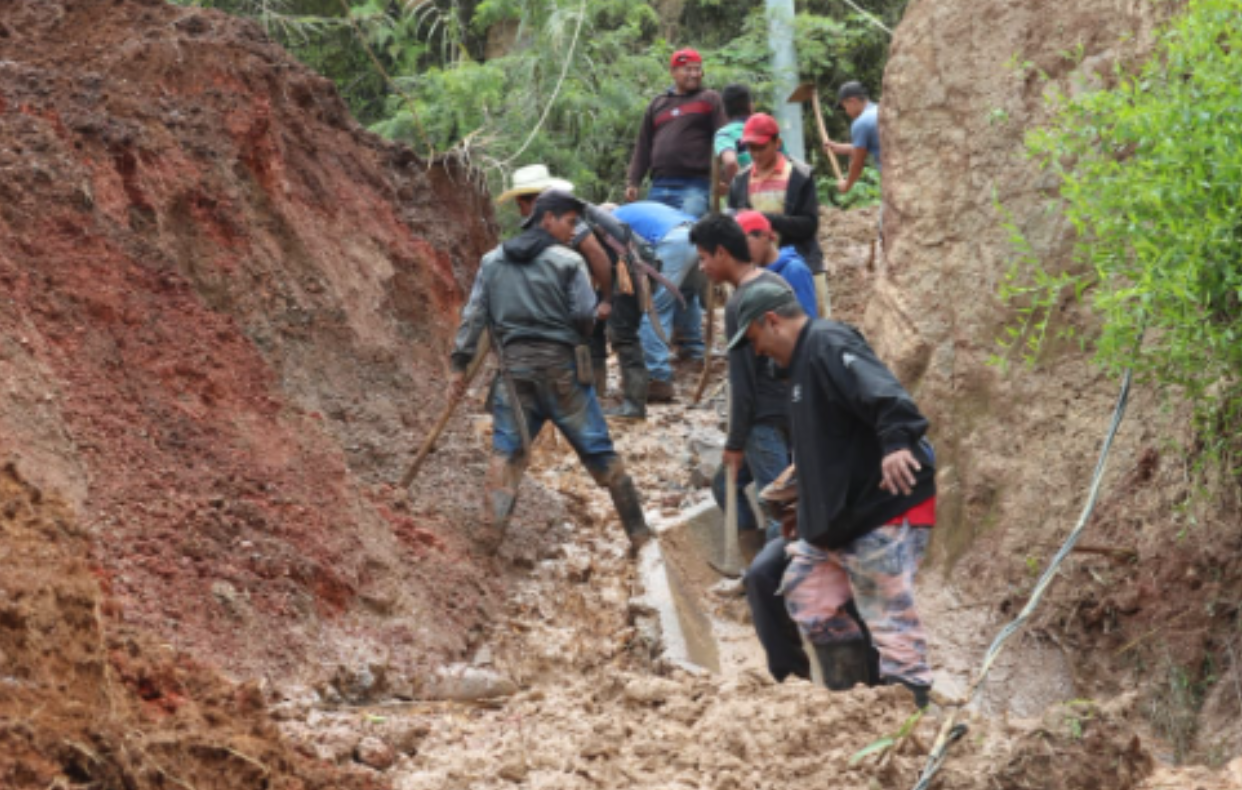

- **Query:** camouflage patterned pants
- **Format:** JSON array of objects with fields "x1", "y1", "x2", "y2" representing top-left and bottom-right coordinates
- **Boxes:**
[{"x1": 781, "y1": 522, "x2": 932, "y2": 687}]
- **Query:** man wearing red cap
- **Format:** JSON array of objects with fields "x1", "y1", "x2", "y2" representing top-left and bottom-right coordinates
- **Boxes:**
[
  {"x1": 735, "y1": 210, "x2": 817, "y2": 318},
  {"x1": 625, "y1": 48, "x2": 728, "y2": 218},
  {"x1": 726, "y1": 113, "x2": 827, "y2": 316}
]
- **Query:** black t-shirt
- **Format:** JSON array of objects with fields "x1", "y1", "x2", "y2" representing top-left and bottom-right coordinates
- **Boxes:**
[{"x1": 725, "y1": 271, "x2": 793, "y2": 449}]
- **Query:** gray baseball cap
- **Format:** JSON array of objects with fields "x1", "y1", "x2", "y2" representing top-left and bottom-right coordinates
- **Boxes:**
[
  {"x1": 837, "y1": 81, "x2": 868, "y2": 105},
  {"x1": 727, "y1": 280, "x2": 797, "y2": 350}
]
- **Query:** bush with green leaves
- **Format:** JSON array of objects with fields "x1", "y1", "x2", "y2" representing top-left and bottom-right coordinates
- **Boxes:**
[
  {"x1": 1002, "y1": 0, "x2": 1242, "y2": 452},
  {"x1": 176, "y1": 0, "x2": 902, "y2": 206}
]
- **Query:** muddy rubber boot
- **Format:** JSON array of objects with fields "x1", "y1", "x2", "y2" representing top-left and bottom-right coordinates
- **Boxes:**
[
  {"x1": 477, "y1": 455, "x2": 526, "y2": 554},
  {"x1": 606, "y1": 473, "x2": 652, "y2": 554},
  {"x1": 603, "y1": 365, "x2": 647, "y2": 420},
  {"x1": 647, "y1": 378, "x2": 675, "y2": 403},
  {"x1": 886, "y1": 677, "x2": 931, "y2": 709},
  {"x1": 813, "y1": 641, "x2": 872, "y2": 692}
]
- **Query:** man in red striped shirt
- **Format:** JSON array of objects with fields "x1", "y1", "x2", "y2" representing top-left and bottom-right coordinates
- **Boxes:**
[{"x1": 625, "y1": 48, "x2": 728, "y2": 218}]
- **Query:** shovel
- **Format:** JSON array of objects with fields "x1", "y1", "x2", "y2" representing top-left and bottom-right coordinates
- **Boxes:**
[
  {"x1": 708, "y1": 465, "x2": 745, "y2": 578},
  {"x1": 788, "y1": 82, "x2": 845, "y2": 181},
  {"x1": 400, "y1": 331, "x2": 491, "y2": 489}
]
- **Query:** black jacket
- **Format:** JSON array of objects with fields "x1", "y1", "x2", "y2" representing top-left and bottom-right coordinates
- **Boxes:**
[
  {"x1": 788, "y1": 319, "x2": 935, "y2": 549},
  {"x1": 727, "y1": 158, "x2": 823, "y2": 273},
  {"x1": 725, "y1": 271, "x2": 791, "y2": 449}
]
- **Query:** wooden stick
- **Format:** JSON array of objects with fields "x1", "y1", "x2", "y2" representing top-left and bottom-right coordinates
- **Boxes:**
[
  {"x1": 693, "y1": 154, "x2": 724, "y2": 405},
  {"x1": 811, "y1": 92, "x2": 845, "y2": 181},
  {"x1": 400, "y1": 332, "x2": 491, "y2": 488}
]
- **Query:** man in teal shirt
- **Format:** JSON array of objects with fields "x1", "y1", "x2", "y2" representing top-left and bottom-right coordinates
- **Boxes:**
[{"x1": 714, "y1": 83, "x2": 754, "y2": 190}]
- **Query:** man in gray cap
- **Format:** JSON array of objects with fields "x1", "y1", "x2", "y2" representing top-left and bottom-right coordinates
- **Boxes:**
[
  {"x1": 823, "y1": 81, "x2": 881, "y2": 197},
  {"x1": 731, "y1": 279, "x2": 938, "y2": 708},
  {"x1": 450, "y1": 190, "x2": 652, "y2": 555}
]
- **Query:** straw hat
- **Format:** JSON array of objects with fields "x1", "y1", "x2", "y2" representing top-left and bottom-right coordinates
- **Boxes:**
[{"x1": 497, "y1": 164, "x2": 575, "y2": 203}]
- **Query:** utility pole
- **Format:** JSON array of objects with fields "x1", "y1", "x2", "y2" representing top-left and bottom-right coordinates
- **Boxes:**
[{"x1": 764, "y1": 0, "x2": 806, "y2": 162}]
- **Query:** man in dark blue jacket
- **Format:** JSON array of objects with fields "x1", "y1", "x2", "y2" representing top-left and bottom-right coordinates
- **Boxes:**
[{"x1": 729, "y1": 281, "x2": 937, "y2": 707}]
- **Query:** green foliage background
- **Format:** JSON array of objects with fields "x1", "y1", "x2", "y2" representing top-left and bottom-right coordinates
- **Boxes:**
[
  {"x1": 174, "y1": 0, "x2": 904, "y2": 205},
  {"x1": 1002, "y1": 0, "x2": 1242, "y2": 455}
]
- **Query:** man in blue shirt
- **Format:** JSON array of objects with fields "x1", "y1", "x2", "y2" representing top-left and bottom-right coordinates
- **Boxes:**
[
  {"x1": 735, "y1": 210, "x2": 817, "y2": 318},
  {"x1": 611, "y1": 201, "x2": 703, "y2": 402},
  {"x1": 823, "y1": 81, "x2": 880, "y2": 196}
]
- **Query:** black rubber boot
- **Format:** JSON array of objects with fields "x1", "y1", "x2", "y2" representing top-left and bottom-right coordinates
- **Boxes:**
[
  {"x1": 607, "y1": 473, "x2": 652, "y2": 553},
  {"x1": 603, "y1": 365, "x2": 647, "y2": 420},
  {"x1": 814, "y1": 641, "x2": 873, "y2": 692}
]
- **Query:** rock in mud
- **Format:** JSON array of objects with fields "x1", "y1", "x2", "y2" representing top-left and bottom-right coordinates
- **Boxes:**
[
  {"x1": 355, "y1": 735, "x2": 397, "y2": 770},
  {"x1": 623, "y1": 676, "x2": 684, "y2": 705},
  {"x1": 422, "y1": 664, "x2": 517, "y2": 701}
]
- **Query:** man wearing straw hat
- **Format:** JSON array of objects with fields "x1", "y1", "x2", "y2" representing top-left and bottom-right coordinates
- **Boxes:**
[
  {"x1": 499, "y1": 165, "x2": 652, "y2": 418},
  {"x1": 451, "y1": 189, "x2": 652, "y2": 554}
]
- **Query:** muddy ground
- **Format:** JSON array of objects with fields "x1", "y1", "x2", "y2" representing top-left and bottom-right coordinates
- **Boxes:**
[{"x1": 3, "y1": 1, "x2": 1242, "y2": 788}]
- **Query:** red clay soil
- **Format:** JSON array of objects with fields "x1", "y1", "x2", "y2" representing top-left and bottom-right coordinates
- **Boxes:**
[
  {"x1": 0, "y1": 0, "x2": 509, "y2": 695},
  {"x1": 0, "y1": 463, "x2": 384, "y2": 789}
]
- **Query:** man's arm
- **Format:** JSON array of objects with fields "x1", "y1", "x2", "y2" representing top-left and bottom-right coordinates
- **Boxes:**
[
  {"x1": 448, "y1": 261, "x2": 491, "y2": 396},
  {"x1": 837, "y1": 148, "x2": 867, "y2": 195},
  {"x1": 626, "y1": 102, "x2": 657, "y2": 201},
  {"x1": 726, "y1": 170, "x2": 748, "y2": 211},
  {"x1": 718, "y1": 150, "x2": 739, "y2": 192},
  {"x1": 564, "y1": 256, "x2": 598, "y2": 340},
  {"x1": 576, "y1": 233, "x2": 613, "y2": 320},
  {"x1": 714, "y1": 126, "x2": 739, "y2": 189},
  {"x1": 818, "y1": 335, "x2": 929, "y2": 495},
  {"x1": 822, "y1": 335, "x2": 929, "y2": 456},
  {"x1": 824, "y1": 140, "x2": 856, "y2": 157},
  {"x1": 710, "y1": 91, "x2": 729, "y2": 131},
  {"x1": 724, "y1": 346, "x2": 759, "y2": 474}
]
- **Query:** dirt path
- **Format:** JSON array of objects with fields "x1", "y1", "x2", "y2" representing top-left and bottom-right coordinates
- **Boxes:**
[{"x1": 272, "y1": 209, "x2": 1241, "y2": 789}]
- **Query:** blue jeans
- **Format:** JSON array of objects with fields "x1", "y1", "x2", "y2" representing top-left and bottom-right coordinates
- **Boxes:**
[
  {"x1": 711, "y1": 423, "x2": 790, "y2": 540},
  {"x1": 638, "y1": 226, "x2": 703, "y2": 382},
  {"x1": 648, "y1": 177, "x2": 710, "y2": 219},
  {"x1": 492, "y1": 360, "x2": 617, "y2": 478}
]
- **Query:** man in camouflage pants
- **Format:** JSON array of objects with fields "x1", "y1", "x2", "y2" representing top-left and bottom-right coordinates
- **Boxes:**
[{"x1": 729, "y1": 281, "x2": 937, "y2": 708}]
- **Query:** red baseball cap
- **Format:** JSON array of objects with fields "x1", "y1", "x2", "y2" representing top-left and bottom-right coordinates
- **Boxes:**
[
  {"x1": 670, "y1": 48, "x2": 702, "y2": 68},
  {"x1": 741, "y1": 113, "x2": 780, "y2": 145},
  {"x1": 735, "y1": 210, "x2": 772, "y2": 236}
]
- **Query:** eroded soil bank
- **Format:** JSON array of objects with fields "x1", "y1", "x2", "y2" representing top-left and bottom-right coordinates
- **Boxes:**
[{"x1": 3, "y1": 0, "x2": 1242, "y2": 788}]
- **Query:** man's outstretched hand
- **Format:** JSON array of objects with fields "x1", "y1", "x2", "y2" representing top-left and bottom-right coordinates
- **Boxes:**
[{"x1": 880, "y1": 448, "x2": 921, "y2": 496}]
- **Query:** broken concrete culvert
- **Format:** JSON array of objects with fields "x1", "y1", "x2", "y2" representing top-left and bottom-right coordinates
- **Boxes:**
[{"x1": 3, "y1": 0, "x2": 1242, "y2": 789}]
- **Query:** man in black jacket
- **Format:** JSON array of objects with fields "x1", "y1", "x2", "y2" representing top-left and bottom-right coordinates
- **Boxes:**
[
  {"x1": 729, "y1": 282, "x2": 937, "y2": 707},
  {"x1": 726, "y1": 113, "x2": 827, "y2": 316}
]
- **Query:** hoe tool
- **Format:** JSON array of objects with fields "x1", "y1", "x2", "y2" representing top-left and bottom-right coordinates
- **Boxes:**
[
  {"x1": 400, "y1": 333, "x2": 491, "y2": 489},
  {"x1": 788, "y1": 82, "x2": 845, "y2": 181}
]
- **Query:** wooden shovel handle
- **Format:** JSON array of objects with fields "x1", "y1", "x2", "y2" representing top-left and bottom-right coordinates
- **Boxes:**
[
  {"x1": 400, "y1": 333, "x2": 491, "y2": 489},
  {"x1": 811, "y1": 92, "x2": 845, "y2": 181}
]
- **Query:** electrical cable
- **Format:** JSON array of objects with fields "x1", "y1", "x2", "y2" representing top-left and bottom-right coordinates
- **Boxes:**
[
  {"x1": 499, "y1": 0, "x2": 588, "y2": 168},
  {"x1": 839, "y1": 0, "x2": 894, "y2": 35},
  {"x1": 910, "y1": 367, "x2": 1134, "y2": 790}
]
